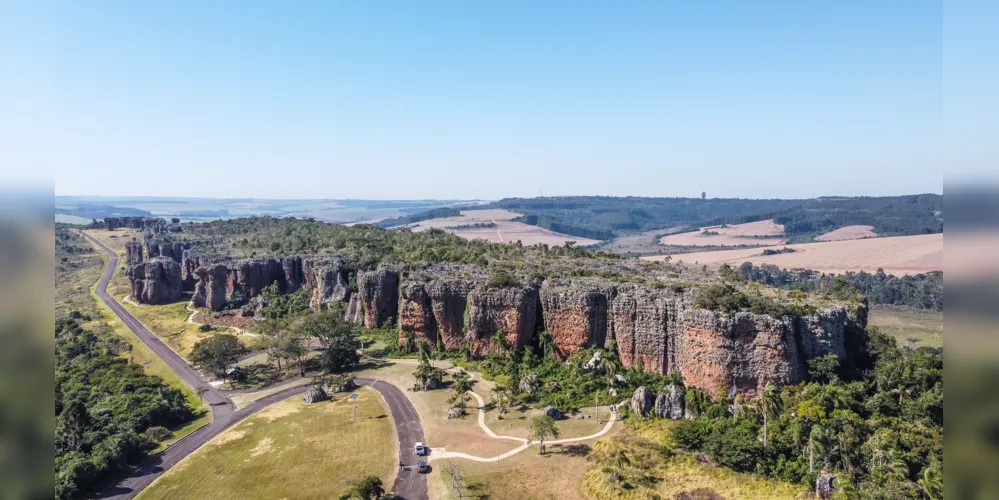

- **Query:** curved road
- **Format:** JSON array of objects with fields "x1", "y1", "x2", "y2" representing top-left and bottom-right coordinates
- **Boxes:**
[{"x1": 84, "y1": 232, "x2": 427, "y2": 500}]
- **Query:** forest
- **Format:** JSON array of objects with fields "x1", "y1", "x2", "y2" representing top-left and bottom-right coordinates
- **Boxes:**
[
  {"x1": 484, "y1": 194, "x2": 943, "y2": 242},
  {"x1": 374, "y1": 207, "x2": 460, "y2": 228},
  {"x1": 732, "y1": 263, "x2": 943, "y2": 311}
]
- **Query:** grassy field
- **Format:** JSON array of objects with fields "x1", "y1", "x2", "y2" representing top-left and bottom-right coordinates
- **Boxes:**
[
  {"x1": 58, "y1": 229, "x2": 210, "y2": 451},
  {"x1": 580, "y1": 420, "x2": 809, "y2": 500},
  {"x1": 439, "y1": 444, "x2": 601, "y2": 500},
  {"x1": 868, "y1": 305, "x2": 944, "y2": 348},
  {"x1": 138, "y1": 387, "x2": 395, "y2": 500}
]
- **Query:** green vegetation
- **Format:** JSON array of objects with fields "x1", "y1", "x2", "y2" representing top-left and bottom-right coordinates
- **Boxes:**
[
  {"x1": 527, "y1": 414, "x2": 560, "y2": 455},
  {"x1": 669, "y1": 331, "x2": 942, "y2": 499},
  {"x1": 485, "y1": 194, "x2": 942, "y2": 242},
  {"x1": 761, "y1": 246, "x2": 796, "y2": 255},
  {"x1": 735, "y1": 263, "x2": 943, "y2": 311},
  {"x1": 139, "y1": 388, "x2": 394, "y2": 500},
  {"x1": 55, "y1": 317, "x2": 195, "y2": 499},
  {"x1": 375, "y1": 206, "x2": 460, "y2": 228},
  {"x1": 867, "y1": 306, "x2": 943, "y2": 349},
  {"x1": 190, "y1": 334, "x2": 246, "y2": 381},
  {"x1": 445, "y1": 222, "x2": 497, "y2": 230}
]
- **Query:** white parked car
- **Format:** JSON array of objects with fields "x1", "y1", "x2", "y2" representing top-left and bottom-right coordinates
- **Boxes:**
[{"x1": 414, "y1": 442, "x2": 426, "y2": 456}]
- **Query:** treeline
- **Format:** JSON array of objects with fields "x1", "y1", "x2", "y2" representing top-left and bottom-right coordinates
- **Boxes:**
[
  {"x1": 485, "y1": 195, "x2": 942, "y2": 242},
  {"x1": 733, "y1": 263, "x2": 943, "y2": 311},
  {"x1": 374, "y1": 207, "x2": 459, "y2": 228},
  {"x1": 55, "y1": 316, "x2": 194, "y2": 499},
  {"x1": 55, "y1": 203, "x2": 151, "y2": 220}
]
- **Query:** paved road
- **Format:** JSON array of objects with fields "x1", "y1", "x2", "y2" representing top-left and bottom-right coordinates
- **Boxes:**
[
  {"x1": 356, "y1": 378, "x2": 429, "y2": 500},
  {"x1": 84, "y1": 232, "x2": 428, "y2": 500}
]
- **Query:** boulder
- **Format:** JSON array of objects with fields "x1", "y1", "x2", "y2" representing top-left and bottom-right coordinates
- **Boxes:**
[
  {"x1": 125, "y1": 241, "x2": 144, "y2": 265},
  {"x1": 816, "y1": 473, "x2": 836, "y2": 499},
  {"x1": 654, "y1": 384, "x2": 685, "y2": 420},
  {"x1": 584, "y1": 350, "x2": 603, "y2": 370},
  {"x1": 542, "y1": 406, "x2": 564, "y2": 420},
  {"x1": 519, "y1": 374, "x2": 540, "y2": 394},
  {"x1": 303, "y1": 386, "x2": 328, "y2": 404},
  {"x1": 630, "y1": 386, "x2": 654, "y2": 417},
  {"x1": 323, "y1": 376, "x2": 357, "y2": 395}
]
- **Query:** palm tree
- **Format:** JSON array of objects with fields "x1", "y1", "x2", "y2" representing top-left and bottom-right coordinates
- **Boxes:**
[
  {"x1": 460, "y1": 341, "x2": 473, "y2": 362},
  {"x1": 538, "y1": 331, "x2": 556, "y2": 359},
  {"x1": 449, "y1": 372, "x2": 472, "y2": 412},
  {"x1": 760, "y1": 383, "x2": 782, "y2": 450},
  {"x1": 808, "y1": 425, "x2": 832, "y2": 473},
  {"x1": 918, "y1": 460, "x2": 942, "y2": 500},
  {"x1": 615, "y1": 447, "x2": 630, "y2": 471}
]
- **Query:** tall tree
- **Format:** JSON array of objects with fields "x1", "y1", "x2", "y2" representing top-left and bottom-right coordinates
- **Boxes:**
[
  {"x1": 527, "y1": 414, "x2": 560, "y2": 455},
  {"x1": 190, "y1": 334, "x2": 244, "y2": 381},
  {"x1": 449, "y1": 371, "x2": 472, "y2": 412},
  {"x1": 538, "y1": 331, "x2": 556, "y2": 359},
  {"x1": 760, "y1": 383, "x2": 782, "y2": 450},
  {"x1": 302, "y1": 311, "x2": 359, "y2": 373}
]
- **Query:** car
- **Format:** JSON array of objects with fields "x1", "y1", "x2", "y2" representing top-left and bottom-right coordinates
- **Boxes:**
[
  {"x1": 417, "y1": 461, "x2": 428, "y2": 473},
  {"x1": 414, "y1": 442, "x2": 425, "y2": 456}
]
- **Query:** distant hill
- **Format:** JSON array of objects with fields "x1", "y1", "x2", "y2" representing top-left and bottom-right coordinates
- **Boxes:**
[
  {"x1": 375, "y1": 207, "x2": 461, "y2": 228},
  {"x1": 481, "y1": 194, "x2": 943, "y2": 242}
]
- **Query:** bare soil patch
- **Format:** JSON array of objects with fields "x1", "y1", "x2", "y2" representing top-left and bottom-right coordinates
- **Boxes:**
[
  {"x1": 409, "y1": 209, "x2": 601, "y2": 246},
  {"x1": 659, "y1": 220, "x2": 786, "y2": 247},
  {"x1": 815, "y1": 225, "x2": 877, "y2": 241},
  {"x1": 194, "y1": 309, "x2": 256, "y2": 330},
  {"x1": 644, "y1": 233, "x2": 943, "y2": 275}
]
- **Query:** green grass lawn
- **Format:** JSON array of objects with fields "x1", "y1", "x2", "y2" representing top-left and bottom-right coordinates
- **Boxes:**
[
  {"x1": 868, "y1": 305, "x2": 943, "y2": 349},
  {"x1": 138, "y1": 387, "x2": 396, "y2": 500}
]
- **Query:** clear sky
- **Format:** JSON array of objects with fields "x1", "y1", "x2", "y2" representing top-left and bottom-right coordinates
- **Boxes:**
[{"x1": 3, "y1": 1, "x2": 977, "y2": 200}]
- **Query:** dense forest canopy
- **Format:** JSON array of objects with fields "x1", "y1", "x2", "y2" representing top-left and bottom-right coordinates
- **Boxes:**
[{"x1": 482, "y1": 194, "x2": 943, "y2": 242}]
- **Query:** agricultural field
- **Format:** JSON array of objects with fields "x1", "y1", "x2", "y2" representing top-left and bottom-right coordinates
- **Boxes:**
[
  {"x1": 814, "y1": 224, "x2": 878, "y2": 241},
  {"x1": 658, "y1": 219, "x2": 787, "y2": 247},
  {"x1": 138, "y1": 388, "x2": 395, "y2": 500},
  {"x1": 868, "y1": 305, "x2": 943, "y2": 348},
  {"x1": 406, "y1": 209, "x2": 601, "y2": 246},
  {"x1": 644, "y1": 233, "x2": 943, "y2": 275}
]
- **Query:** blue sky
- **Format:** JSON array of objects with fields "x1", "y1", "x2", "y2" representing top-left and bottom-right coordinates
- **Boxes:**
[{"x1": 4, "y1": 1, "x2": 980, "y2": 199}]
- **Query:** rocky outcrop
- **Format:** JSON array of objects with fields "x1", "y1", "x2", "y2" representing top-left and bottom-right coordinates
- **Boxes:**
[
  {"x1": 654, "y1": 384, "x2": 685, "y2": 420},
  {"x1": 303, "y1": 258, "x2": 350, "y2": 308},
  {"x1": 466, "y1": 284, "x2": 540, "y2": 350},
  {"x1": 303, "y1": 386, "x2": 328, "y2": 404},
  {"x1": 125, "y1": 240, "x2": 144, "y2": 265},
  {"x1": 426, "y1": 278, "x2": 476, "y2": 349},
  {"x1": 399, "y1": 282, "x2": 437, "y2": 345},
  {"x1": 519, "y1": 374, "x2": 539, "y2": 394},
  {"x1": 540, "y1": 279, "x2": 614, "y2": 359},
  {"x1": 816, "y1": 473, "x2": 836, "y2": 499},
  {"x1": 192, "y1": 264, "x2": 229, "y2": 310},
  {"x1": 542, "y1": 406, "x2": 565, "y2": 420},
  {"x1": 610, "y1": 285, "x2": 683, "y2": 374},
  {"x1": 145, "y1": 240, "x2": 188, "y2": 263},
  {"x1": 630, "y1": 386, "x2": 654, "y2": 417},
  {"x1": 126, "y1": 257, "x2": 183, "y2": 304},
  {"x1": 345, "y1": 294, "x2": 364, "y2": 325},
  {"x1": 358, "y1": 270, "x2": 399, "y2": 328}
]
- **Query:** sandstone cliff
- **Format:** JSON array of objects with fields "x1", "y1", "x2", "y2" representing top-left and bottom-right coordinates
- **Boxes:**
[
  {"x1": 540, "y1": 279, "x2": 615, "y2": 359},
  {"x1": 358, "y1": 269, "x2": 399, "y2": 328},
  {"x1": 303, "y1": 257, "x2": 351, "y2": 308},
  {"x1": 126, "y1": 257, "x2": 183, "y2": 304},
  {"x1": 125, "y1": 240, "x2": 144, "y2": 265}
]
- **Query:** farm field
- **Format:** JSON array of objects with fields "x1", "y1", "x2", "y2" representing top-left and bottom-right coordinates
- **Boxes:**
[
  {"x1": 138, "y1": 388, "x2": 395, "y2": 500},
  {"x1": 658, "y1": 219, "x2": 786, "y2": 247},
  {"x1": 815, "y1": 224, "x2": 877, "y2": 241},
  {"x1": 644, "y1": 233, "x2": 943, "y2": 275},
  {"x1": 407, "y1": 209, "x2": 601, "y2": 246},
  {"x1": 868, "y1": 305, "x2": 943, "y2": 348}
]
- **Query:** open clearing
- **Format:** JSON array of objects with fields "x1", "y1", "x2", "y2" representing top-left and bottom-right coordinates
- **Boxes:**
[
  {"x1": 658, "y1": 219, "x2": 786, "y2": 247},
  {"x1": 138, "y1": 388, "x2": 394, "y2": 500},
  {"x1": 815, "y1": 224, "x2": 878, "y2": 241},
  {"x1": 644, "y1": 233, "x2": 942, "y2": 275},
  {"x1": 406, "y1": 209, "x2": 601, "y2": 246},
  {"x1": 868, "y1": 305, "x2": 943, "y2": 348}
]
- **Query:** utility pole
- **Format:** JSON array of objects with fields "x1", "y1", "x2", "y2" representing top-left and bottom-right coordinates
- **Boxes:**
[{"x1": 595, "y1": 394, "x2": 600, "y2": 424}]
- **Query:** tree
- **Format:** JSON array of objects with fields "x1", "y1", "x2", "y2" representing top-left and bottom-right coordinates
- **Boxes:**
[
  {"x1": 190, "y1": 334, "x2": 244, "y2": 381},
  {"x1": 527, "y1": 414, "x2": 560, "y2": 455},
  {"x1": 492, "y1": 330, "x2": 510, "y2": 356},
  {"x1": 808, "y1": 354, "x2": 840, "y2": 384},
  {"x1": 918, "y1": 459, "x2": 942, "y2": 500},
  {"x1": 538, "y1": 331, "x2": 556, "y2": 359},
  {"x1": 449, "y1": 371, "x2": 472, "y2": 412},
  {"x1": 760, "y1": 383, "x2": 782, "y2": 450},
  {"x1": 808, "y1": 425, "x2": 831, "y2": 473},
  {"x1": 460, "y1": 341, "x2": 473, "y2": 362},
  {"x1": 701, "y1": 191, "x2": 707, "y2": 200},
  {"x1": 348, "y1": 475, "x2": 384, "y2": 500},
  {"x1": 302, "y1": 311, "x2": 359, "y2": 373}
]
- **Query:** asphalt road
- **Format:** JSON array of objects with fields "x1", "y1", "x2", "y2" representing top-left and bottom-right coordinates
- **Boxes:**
[{"x1": 84, "y1": 232, "x2": 428, "y2": 500}]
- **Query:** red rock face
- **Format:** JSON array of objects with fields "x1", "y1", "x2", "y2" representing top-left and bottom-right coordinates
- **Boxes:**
[
  {"x1": 609, "y1": 287, "x2": 676, "y2": 374},
  {"x1": 398, "y1": 282, "x2": 437, "y2": 347},
  {"x1": 540, "y1": 280, "x2": 612, "y2": 360},
  {"x1": 427, "y1": 279, "x2": 474, "y2": 349},
  {"x1": 466, "y1": 286, "x2": 540, "y2": 349},
  {"x1": 674, "y1": 309, "x2": 802, "y2": 397}
]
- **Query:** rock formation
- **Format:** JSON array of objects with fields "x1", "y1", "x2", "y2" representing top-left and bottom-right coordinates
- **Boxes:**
[
  {"x1": 654, "y1": 384, "x2": 685, "y2": 420},
  {"x1": 104, "y1": 216, "x2": 165, "y2": 231},
  {"x1": 125, "y1": 240, "x2": 143, "y2": 265},
  {"x1": 542, "y1": 406, "x2": 565, "y2": 420},
  {"x1": 303, "y1": 386, "x2": 328, "y2": 404},
  {"x1": 126, "y1": 257, "x2": 183, "y2": 305},
  {"x1": 303, "y1": 258, "x2": 351, "y2": 308},
  {"x1": 358, "y1": 269, "x2": 399, "y2": 328},
  {"x1": 630, "y1": 386, "x2": 654, "y2": 417},
  {"x1": 466, "y1": 284, "x2": 540, "y2": 350},
  {"x1": 540, "y1": 279, "x2": 614, "y2": 359},
  {"x1": 816, "y1": 473, "x2": 836, "y2": 499},
  {"x1": 345, "y1": 294, "x2": 363, "y2": 325}
]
